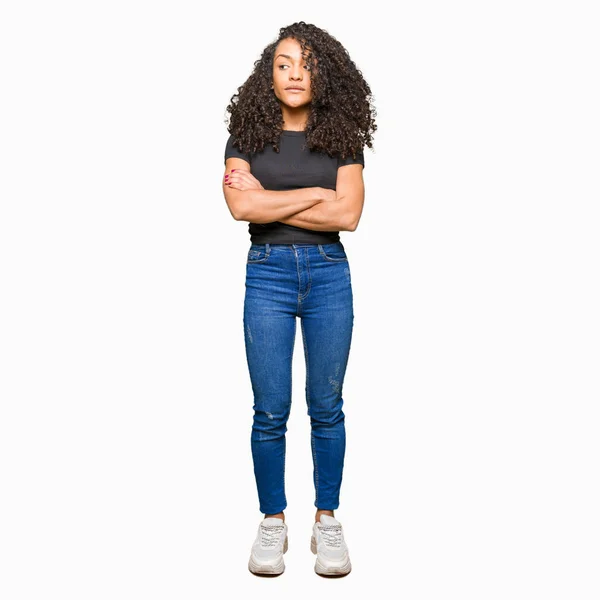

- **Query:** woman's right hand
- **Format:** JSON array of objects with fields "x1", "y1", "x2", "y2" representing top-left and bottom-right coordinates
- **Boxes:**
[
  {"x1": 225, "y1": 168, "x2": 264, "y2": 191},
  {"x1": 321, "y1": 188, "x2": 338, "y2": 202}
]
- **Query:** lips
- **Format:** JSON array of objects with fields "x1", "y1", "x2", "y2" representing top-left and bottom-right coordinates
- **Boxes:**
[{"x1": 286, "y1": 87, "x2": 305, "y2": 91}]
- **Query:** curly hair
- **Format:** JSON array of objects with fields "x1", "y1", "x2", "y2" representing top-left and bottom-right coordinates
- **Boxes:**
[{"x1": 224, "y1": 21, "x2": 377, "y2": 161}]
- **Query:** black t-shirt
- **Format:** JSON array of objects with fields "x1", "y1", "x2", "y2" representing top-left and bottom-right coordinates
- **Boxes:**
[{"x1": 224, "y1": 130, "x2": 364, "y2": 244}]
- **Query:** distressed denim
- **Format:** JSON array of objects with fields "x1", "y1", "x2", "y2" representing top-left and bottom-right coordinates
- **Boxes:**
[{"x1": 243, "y1": 242, "x2": 354, "y2": 514}]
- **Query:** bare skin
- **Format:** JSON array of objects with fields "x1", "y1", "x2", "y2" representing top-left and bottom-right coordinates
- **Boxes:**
[
  {"x1": 271, "y1": 37, "x2": 316, "y2": 131},
  {"x1": 265, "y1": 509, "x2": 334, "y2": 524}
]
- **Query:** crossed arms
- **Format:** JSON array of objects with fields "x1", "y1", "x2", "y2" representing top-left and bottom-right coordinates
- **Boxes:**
[{"x1": 222, "y1": 157, "x2": 365, "y2": 232}]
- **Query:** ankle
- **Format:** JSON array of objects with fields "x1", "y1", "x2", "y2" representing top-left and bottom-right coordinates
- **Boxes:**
[
  {"x1": 315, "y1": 508, "x2": 334, "y2": 522},
  {"x1": 264, "y1": 512, "x2": 285, "y2": 522}
]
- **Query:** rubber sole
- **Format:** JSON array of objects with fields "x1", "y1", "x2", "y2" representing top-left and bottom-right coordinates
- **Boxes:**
[
  {"x1": 310, "y1": 535, "x2": 352, "y2": 576},
  {"x1": 248, "y1": 536, "x2": 288, "y2": 576}
]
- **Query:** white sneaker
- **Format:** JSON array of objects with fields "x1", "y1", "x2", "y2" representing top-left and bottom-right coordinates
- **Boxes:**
[
  {"x1": 310, "y1": 514, "x2": 352, "y2": 576},
  {"x1": 248, "y1": 517, "x2": 288, "y2": 576}
]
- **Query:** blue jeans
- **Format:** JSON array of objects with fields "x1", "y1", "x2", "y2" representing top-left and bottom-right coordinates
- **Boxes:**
[{"x1": 243, "y1": 242, "x2": 354, "y2": 514}]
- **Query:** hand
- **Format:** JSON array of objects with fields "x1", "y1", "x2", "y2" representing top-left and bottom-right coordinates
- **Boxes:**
[
  {"x1": 224, "y1": 169, "x2": 264, "y2": 191},
  {"x1": 321, "y1": 188, "x2": 337, "y2": 202}
]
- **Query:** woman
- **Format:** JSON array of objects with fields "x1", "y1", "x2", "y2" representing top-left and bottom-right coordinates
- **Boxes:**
[{"x1": 222, "y1": 21, "x2": 376, "y2": 577}]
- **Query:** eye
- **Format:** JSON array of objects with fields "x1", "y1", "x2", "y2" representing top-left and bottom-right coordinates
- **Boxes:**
[{"x1": 277, "y1": 64, "x2": 311, "y2": 71}]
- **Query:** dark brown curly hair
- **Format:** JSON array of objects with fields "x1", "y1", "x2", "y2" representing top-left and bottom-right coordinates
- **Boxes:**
[{"x1": 224, "y1": 21, "x2": 377, "y2": 161}]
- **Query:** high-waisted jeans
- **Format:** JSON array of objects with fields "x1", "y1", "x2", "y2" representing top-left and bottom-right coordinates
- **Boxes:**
[{"x1": 243, "y1": 242, "x2": 354, "y2": 514}]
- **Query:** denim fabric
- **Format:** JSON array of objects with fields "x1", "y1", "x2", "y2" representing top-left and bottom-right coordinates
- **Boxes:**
[{"x1": 243, "y1": 242, "x2": 354, "y2": 514}]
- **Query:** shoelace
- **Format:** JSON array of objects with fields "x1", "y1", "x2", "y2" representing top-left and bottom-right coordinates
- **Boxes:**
[
  {"x1": 317, "y1": 523, "x2": 342, "y2": 548},
  {"x1": 260, "y1": 523, "x2": 285, "y2": 547}
]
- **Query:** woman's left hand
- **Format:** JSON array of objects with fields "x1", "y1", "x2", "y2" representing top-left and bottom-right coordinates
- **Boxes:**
[{"x1": 225, "y1": 169, "x2": 264, "y2": 191}]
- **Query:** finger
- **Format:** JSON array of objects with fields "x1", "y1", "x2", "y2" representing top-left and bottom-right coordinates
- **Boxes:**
[
  {"x1": 224, "y1": 169, "x2": 261, "y2": 190},
  {"x1": 238, "y1": 172, "x2": 262, "y2": 188},
  {"x1": 225, "y1": 174, "x2": 252, "y2": 188},
  {"x1": 230, "y1": 170, "x2": 252, "y2": 182},
  {"x1": 225, "y1": 175, "x2": 245, "y2": 188},
  {"x1": 224, "y1": 168, "x2": 248, "y2": 180},
  {"x1": 224, "y1": 172, "x2": 239, "y2": 185}
]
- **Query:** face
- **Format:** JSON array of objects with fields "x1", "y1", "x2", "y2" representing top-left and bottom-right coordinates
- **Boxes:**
[{"x1": 272, "y1": 37, "x2": 315, "y2": 108}]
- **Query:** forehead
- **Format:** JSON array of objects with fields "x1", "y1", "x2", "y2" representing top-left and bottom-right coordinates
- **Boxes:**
[{"x1": 274, "y1": 38, "x2": 312, "y2": 61}]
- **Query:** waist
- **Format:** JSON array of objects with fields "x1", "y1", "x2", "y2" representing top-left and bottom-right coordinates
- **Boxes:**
[{"x1": 248, "y1": 221, "x2": 340, "y2": 244}]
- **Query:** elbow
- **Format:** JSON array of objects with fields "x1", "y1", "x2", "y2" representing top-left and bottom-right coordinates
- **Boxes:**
[
  {"x1": 232, "y1": 207, "x2": 246, "y2": 221},
  {"x1": 226, "y1": 192, "x2": 249, "y2": 221},
  {"x1": 343, "y1": 214, "x2": 359, "y2": 232},
  {"x1": 228, "y1": 204, "x2": 244, "y2": 221}
]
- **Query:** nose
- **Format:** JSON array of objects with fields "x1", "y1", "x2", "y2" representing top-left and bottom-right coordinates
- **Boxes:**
[{"x1": 290, "y1": 65, "x2": 303, "y2": 80}]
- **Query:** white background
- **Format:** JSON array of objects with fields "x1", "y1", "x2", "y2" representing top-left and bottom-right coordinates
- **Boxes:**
[{"x1": 1, "y1": 1, "x2": 599, "y2": 598}]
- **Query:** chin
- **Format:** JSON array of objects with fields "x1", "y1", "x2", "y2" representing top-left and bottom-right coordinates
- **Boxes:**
[
  {"x1": 277, "y1": 92, "x2": 310, "y2": 104},
  {"x1": 281, "y1": 95, "x2": 311, "y2": 106}
]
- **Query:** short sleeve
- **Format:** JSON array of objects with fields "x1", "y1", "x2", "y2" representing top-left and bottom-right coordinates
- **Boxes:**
[
  {"x1": 337, "y1": 148, "x2": 365, "y2": 169},
  {"x1": 224, "y1": 134, "x2": 251, "y2": 165}
]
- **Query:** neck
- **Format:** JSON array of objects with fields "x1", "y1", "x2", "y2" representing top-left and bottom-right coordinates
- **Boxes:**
[{"x1": 280, "y1": 105, "x2": 309, "y2": 131}]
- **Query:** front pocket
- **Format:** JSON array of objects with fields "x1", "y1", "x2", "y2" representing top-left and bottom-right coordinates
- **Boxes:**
[
  {"x1": 247, "y1": 246, "x2": 270, "y2": 263},
  {"x1": 319, "y1": 244, "x2": 348, "y2": 262}
]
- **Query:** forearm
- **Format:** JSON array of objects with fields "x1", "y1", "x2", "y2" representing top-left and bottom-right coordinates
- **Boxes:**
[
  {"x1": 237, "y1": 187, "x2": 326, "y2": 223},
  {"x1": 278, "y1": 199, "x2": 352, "y2": 231}
]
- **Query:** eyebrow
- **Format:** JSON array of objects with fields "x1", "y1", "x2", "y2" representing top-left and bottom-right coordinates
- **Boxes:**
[{"x1": 275, "y1": 53, "x2": 306, "y2": 61}]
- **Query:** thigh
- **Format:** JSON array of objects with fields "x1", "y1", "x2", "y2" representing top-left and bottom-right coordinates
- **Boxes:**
[
  {"x1": 243, "y1": 247, "x2": 298, "y2": 407},
  {"x1": 300, "y1": 306, "x2": 353, "y2": 406},
  {"x1": 300, "y1": 254, "x2": 354, "y2": 406}
]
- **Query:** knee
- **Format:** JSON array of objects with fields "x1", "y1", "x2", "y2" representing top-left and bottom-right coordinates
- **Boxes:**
[
  {"x1": 252, "y1": 407, "x2": 290, "y2": 438},
  {"x1": 309, "y1": 402, "x2": 345, "y2": 427}
]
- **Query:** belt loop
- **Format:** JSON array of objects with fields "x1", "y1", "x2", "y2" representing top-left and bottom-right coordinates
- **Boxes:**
[{"x1": 266, "y1": 243, "x2": 270, "y2": 254}]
